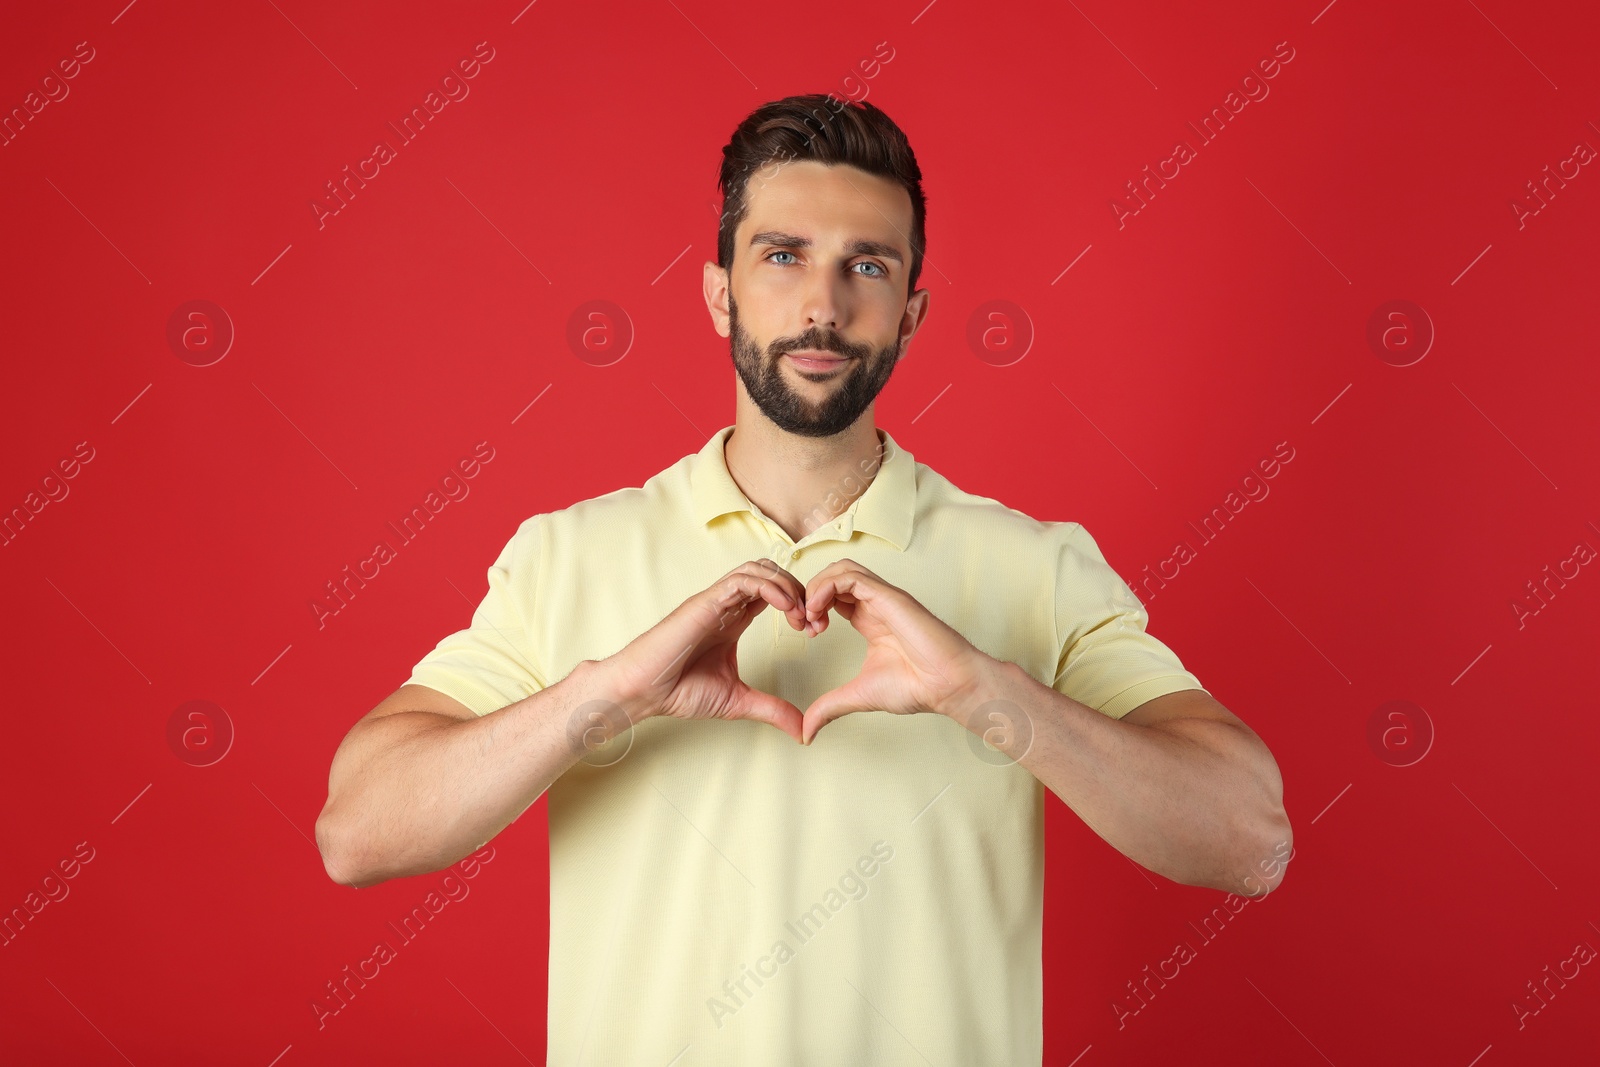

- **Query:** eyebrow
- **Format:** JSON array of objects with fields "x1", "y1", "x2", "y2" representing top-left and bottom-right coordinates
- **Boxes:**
[{"x1": 748, "y1": 230, "x2": 904, "y2": 266}]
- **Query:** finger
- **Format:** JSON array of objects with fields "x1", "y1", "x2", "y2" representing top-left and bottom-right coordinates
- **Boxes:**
[
  {"x1": 749, "y1": 557, "x2": 807, "y2": 609},
  {"x1": 812, "y1": 561, "x2": 901, "y2": 619},
  {"x1": 802, "y1": 683, "x2": 865, "y2": 745},
  {"x1": 739, "y1": 561, "x2": 810, "y2": 628},
  {"x1": 714, "y1": 572, "x2": 806, "y2": 633},
  {"x1": 640, "y1": 572, "x2": 799, "y2": 696},
  {"x1": 799, "y1": 592, "x2": 827, "y2": 636},
  {"x1": 805, "y1": 557, "x2": 880, "y2": 589},
  {"x1": 752, "y1": 576, "x2": 809, "y2": 632},
  {"x1": 830, "y1": 558, "x2": 888, "y2": 585},
  {"x1": 745, "y1": 557, "x2": 804, "y2": 598},
  {"x1": 730, "y1": 686, "x2": 805, "y2": 744},
  {"x1": 804, "y1": 577, "x2": 837, "y2": 619},
  {"x1": 840, "y1": 558, "x2": 886, "y2": 583},
  {"x1": 805, "y1": 572, "x2": 865, "y2": 621}
]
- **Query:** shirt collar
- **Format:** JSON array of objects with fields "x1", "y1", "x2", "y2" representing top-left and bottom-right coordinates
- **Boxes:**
[{"x1": 690, "y1": 424, "x2": 915, "y2": 551}]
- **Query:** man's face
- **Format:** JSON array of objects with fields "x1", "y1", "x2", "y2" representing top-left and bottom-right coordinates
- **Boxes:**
[{"x1": 710, "y1": 160, "x2": 927, "y2": 439}]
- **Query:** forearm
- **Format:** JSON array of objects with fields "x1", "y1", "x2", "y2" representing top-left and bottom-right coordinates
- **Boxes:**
[
  {"x1": 945, "y1": 657, "x2": 1289, "y2": 894},
  {"x1": 317, "y1": 659, "x2": 620, "y2": 887}
]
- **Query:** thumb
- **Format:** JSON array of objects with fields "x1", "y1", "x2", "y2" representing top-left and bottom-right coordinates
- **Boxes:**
[
  {"x1": 802, "y1": 680, "x2": 869, "y2": 746},
  {"x1": 728, "y1": 685, "x2": 805, "y2": 744}
]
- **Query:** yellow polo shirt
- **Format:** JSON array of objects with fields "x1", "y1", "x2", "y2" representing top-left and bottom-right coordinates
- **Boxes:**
[{"x1": 405, "y1": 424, "x2": 1206, "y2": 1066}]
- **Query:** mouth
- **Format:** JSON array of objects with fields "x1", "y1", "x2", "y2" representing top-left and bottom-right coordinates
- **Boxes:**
[{"x1": 785, "y1": 351, "x2": 853, "y2": 372}]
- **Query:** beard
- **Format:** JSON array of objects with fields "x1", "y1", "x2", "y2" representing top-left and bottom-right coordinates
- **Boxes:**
[{"x1": 727, "y1": 290, "x2": 903, "y2": 438}]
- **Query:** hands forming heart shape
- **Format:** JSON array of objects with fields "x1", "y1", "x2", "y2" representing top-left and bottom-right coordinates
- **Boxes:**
[{"x1": 613, "y1": 558, "x2": 987, "y2": 745}]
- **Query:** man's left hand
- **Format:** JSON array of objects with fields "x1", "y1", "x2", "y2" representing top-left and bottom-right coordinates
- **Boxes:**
[{"x1": 799, "y1": 559, "x2": 985, "y2": 744}]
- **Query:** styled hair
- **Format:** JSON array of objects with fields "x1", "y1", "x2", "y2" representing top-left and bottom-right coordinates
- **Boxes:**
[{"x1": 716, "y1": 94, "x2": 926, "y2": 294}]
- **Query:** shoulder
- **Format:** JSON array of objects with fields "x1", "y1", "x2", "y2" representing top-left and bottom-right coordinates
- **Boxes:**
[
  {"x1": 907, "y1": 464, "x2": 1126, "y2": 617},
  {"x1": 532, "y1": 451, "x2": 697, "y2": 546},
  {"x1": 911, "y1": 459, "x2": 1080, "y2": 553}
]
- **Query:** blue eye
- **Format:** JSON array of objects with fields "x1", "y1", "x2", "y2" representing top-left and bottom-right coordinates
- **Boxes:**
[{"x1": 764, "y1": 251, "x2": 887, "y2": 277}]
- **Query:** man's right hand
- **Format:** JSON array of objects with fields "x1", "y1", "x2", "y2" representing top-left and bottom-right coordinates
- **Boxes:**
[{"x1": 597, "y1": 560, "x2": 817, "y2": 743}]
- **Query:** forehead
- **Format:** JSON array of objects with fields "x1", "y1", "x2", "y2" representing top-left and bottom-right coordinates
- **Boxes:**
[{"x1": 738, "y1": 160, "x2": 912, "y2": 250}]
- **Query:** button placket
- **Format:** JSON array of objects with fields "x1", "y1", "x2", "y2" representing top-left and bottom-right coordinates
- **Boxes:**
[
  {"x1": 753, "y1": 513, "x2": 852, "y2": 643},
  {"x1": 757, "y1": 522, "x2": 799, "y2": 643}
]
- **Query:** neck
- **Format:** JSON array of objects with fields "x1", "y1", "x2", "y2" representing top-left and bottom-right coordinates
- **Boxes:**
[{"x1": 723, "y1": 405, "x2": 885, "y2": 545}]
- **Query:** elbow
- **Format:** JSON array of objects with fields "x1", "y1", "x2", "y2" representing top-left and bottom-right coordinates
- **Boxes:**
[
  {"x1": 1232, "y1": 743, "x2": 1292, "y2": 897},
  {"x1": 1231, "y1": 809, "x2": 1293, "y2": 898},
  {"x1": 315, "y1": 806, "x2": 378, "y2": 889}
]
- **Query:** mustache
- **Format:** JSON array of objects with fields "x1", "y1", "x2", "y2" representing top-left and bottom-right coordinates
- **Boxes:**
[{"x1": 771, "y1": 334, "x2": 871, "y2": 359}]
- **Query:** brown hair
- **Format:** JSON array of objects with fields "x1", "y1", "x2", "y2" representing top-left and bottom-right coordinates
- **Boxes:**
[{"x1": 716, "y1": 94, "x2": 927, "y2": 294}]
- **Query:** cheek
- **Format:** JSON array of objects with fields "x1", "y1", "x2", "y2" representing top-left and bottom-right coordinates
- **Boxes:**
[
  {"x1": 860, "y1": 301, "x2": 904, "y2": 341},
  {"x1": 735, "y1": 290, "x2": 785, "y2": 334},
  {"x1": 738, "y1": 273, "x2": 791, "y2": 327}
]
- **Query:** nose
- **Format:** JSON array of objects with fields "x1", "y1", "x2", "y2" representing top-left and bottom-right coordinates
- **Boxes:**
[{"x1": 797, "y1": 266, "x2": 844, "y2": 335}]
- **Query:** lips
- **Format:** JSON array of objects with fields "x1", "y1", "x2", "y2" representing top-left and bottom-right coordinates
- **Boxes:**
[{"x1": 786, "y1": 351, "x2": 850, "y2": 366}]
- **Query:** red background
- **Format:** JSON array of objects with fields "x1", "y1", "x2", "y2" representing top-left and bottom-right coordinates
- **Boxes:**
[{"x1": 3, "y1": 1, "x2": 1598, "y2": 1063}]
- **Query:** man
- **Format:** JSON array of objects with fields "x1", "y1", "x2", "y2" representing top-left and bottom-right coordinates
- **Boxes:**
[{"x1": 315, "y1": 94, "x2": 1291, "y2": 1065}]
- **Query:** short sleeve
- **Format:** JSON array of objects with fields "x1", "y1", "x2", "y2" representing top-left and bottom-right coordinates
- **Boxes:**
[
  {"x1": 1051, "y1": 522, "x2": 1208, "y2": 720},
  {"x1": 404, "y1": 515, "x2": 550, "y2": 717}
]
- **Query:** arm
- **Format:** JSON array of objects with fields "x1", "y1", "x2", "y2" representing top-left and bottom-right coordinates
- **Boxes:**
[
  {"x1": 792, "y1": 558, "x2": 1293, "y2": 897},
  {"x1": 314, "y1": 663, "x2": 620, "y2": 889},
  {"x1": 317, "y1": 559, "x2": 819, "y2": 889},
  {"x1": 941, "y1": 660, "x2": 1292, "y2": 896}
]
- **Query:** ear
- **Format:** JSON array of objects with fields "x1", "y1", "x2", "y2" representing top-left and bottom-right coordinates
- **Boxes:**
[
  {"x1": 897, "y1": 285, "x2": 931, "y2": 356},
  {"x1": 703, "y1": 260, "x2": 731, "y2": 339}
]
